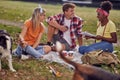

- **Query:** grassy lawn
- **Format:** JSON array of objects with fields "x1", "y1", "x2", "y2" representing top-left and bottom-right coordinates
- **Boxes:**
[{"x1": 0, "y1": 0, "x2": 120, "y2": 80}]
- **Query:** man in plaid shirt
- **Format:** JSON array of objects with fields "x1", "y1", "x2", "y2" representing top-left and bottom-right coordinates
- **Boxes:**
[{"x1": 47, "y1": 3, "x2": 83, "y2": 51}]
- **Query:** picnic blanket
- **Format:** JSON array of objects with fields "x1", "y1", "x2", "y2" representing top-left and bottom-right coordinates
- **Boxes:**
[{"x1": 42, "y1": 49, "x2": 83, "y2": 69}]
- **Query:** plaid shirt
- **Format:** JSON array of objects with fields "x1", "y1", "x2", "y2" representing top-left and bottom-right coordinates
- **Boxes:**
[{"x1": 48, "y1": 14, "x2": 83, "y2": 48}]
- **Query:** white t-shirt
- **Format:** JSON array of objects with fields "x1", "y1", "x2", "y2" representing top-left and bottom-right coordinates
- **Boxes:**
[{"x1": 63, "y1": 18, "x2": 72, "y2": 46}]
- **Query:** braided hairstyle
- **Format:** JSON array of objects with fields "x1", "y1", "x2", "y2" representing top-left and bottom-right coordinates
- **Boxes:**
[{"x1": 100, "y1": 1, "x2": 113, "y2": 14}]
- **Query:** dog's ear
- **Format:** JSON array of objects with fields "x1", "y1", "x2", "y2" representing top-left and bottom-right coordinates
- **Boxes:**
[{"x1": 0, "y1": 34, "x2": 8, "y2": 40}]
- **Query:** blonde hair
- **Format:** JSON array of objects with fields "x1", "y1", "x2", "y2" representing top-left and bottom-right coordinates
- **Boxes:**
[{"x1": 31, "y1": 7, "x2": 45, "y2": 29}]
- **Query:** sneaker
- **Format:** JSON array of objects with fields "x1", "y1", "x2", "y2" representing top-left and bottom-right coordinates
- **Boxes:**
[
  {"x1": 47, "y1": 42, "x2": 55, "y2": 46},
  {"x1": 20, "y1": 54, "x2": 29, "y2": 60}
]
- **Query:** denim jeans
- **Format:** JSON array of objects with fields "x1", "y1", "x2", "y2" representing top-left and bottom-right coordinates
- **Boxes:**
[
  {"x1": 15, "y1": 45, "x2": 45, "y2": 58},
  {"x1": 79, "y1": 41, "x2": 113, "y2": 54},
  {"x1": 52, "y1": 34, "x2": 72, "y2": 51}
]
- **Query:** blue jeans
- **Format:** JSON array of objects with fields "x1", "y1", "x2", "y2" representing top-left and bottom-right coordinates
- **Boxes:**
[
  {"x1": 15, "y1": 45, "x2": 45, "y2": 58},
  {"x1": 79, "y1": 41, "x2": 113, "y2": 54}
]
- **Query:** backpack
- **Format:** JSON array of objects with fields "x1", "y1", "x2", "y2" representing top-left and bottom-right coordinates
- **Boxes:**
[
  {"x1": 81, "y1": 50, "x2": 120, "y2": 65},
  {"x1": 81, "y1": 50, "x2": 120, "y2": 74}
]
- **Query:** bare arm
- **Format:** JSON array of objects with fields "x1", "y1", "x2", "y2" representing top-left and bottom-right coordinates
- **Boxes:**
[
  {"x1": 20, "y1": 25, "x2": 27, "y2": 38},
  {"x1": 93, "y1": 32, "x2": 117, "y2": 43},
  {"x1": 18, "y1": 25, "x2": 28, "y2": 47},
  {"x1": 77, "y1": 35, "x2": 83, "y2": 46},
  {"x1": 48, "y1": 20, "x2": 68, "y2": 32}
]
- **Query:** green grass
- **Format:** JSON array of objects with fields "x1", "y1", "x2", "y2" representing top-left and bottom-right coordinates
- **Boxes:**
[
  {"x1": 0, "y1": 1, "x2": 120, "y2": 80},
  {"x1": 1, "y1": 58, "x2": 73, "y2": 80},
  {"x1": 0, "y1": 1, "x2": 120, "y2": 33},
  {"x1": 0, "y1": 24, "x2": 21, "y2": 34}
]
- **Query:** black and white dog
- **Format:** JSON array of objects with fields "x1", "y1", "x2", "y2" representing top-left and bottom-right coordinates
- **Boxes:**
[{"x1": 0, "y1": 30, "x2": 16, "y2": 72}]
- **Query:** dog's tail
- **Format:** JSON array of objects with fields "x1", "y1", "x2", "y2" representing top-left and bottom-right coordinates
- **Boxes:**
[
  {"x1": 56, "y1": 41, "x2": 78, "y2": 69},
  {"x1": 59, "y1": 51, "x2": 78, "y2": 68}
]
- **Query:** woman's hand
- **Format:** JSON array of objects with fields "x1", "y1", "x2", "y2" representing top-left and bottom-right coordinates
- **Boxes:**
[
  {"x1": 84, "y1": 35, "x2": 96, "y2": 40},
  {"x1": 18, "y1": 35, "x2": 28, "y2": 48},
  {"x1": 19, "y1": 40, "x2": 28, "y2": 48},
  {"x1": 85, "y1": 35, "x2": 92, "y2": 39},
  {"x1": 95, "y1": 35, "x2": 103, "y2": 40}
]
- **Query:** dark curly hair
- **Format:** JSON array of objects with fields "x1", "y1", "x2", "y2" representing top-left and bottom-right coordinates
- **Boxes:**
[{"x1": 100, "y1": 1, "x2": 113, "y2": 13}]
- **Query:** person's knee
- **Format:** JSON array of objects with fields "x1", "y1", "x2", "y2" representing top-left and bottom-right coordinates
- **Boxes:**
[{"x1": 78, "y1": 46, "x2": 87, "y2": 54}]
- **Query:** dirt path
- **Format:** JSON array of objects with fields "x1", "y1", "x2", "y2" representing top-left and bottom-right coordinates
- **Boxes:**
[{"x1": 0, "y1": 19, "x2": 23, "y2": 28}]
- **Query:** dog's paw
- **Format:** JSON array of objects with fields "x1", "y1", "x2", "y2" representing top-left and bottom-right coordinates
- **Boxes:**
[
  {"x1": 56, "y1": 41, "x2": 62, "y2": 52},
  {"x1": 10, "y1": 69, "x2": 16, "y2": 72}
]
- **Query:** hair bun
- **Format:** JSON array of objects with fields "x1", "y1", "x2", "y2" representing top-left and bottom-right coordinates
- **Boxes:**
[{"x1": 100, "y1": 1, "x2": 113, "y2": 13}]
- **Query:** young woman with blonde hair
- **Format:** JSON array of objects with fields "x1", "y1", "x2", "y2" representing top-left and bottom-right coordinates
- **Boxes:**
[{"x1": 14, "y1": 7, "x2": 51, "y2": 59}]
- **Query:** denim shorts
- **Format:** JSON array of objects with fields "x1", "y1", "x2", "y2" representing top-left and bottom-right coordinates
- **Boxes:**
[
  {"x1": 52, "y1": 34, "x2": 72, "y2": 51},
  {"x1": 79, "y1": 41, "x2": 113, "y2": 54}
]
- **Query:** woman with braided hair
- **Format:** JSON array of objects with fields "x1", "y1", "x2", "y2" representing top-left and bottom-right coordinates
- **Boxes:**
[{"x1": 79, "y1": 1, "x2": 117, "y2": 54}]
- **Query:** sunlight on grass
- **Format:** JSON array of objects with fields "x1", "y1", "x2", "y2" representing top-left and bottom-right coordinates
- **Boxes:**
[
  {"x1": 0, "y1": 1, "x2": 120, "y2": 80},
  {"x1": 0, "y1": 0, "x2": 120, "y2": 34}
]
